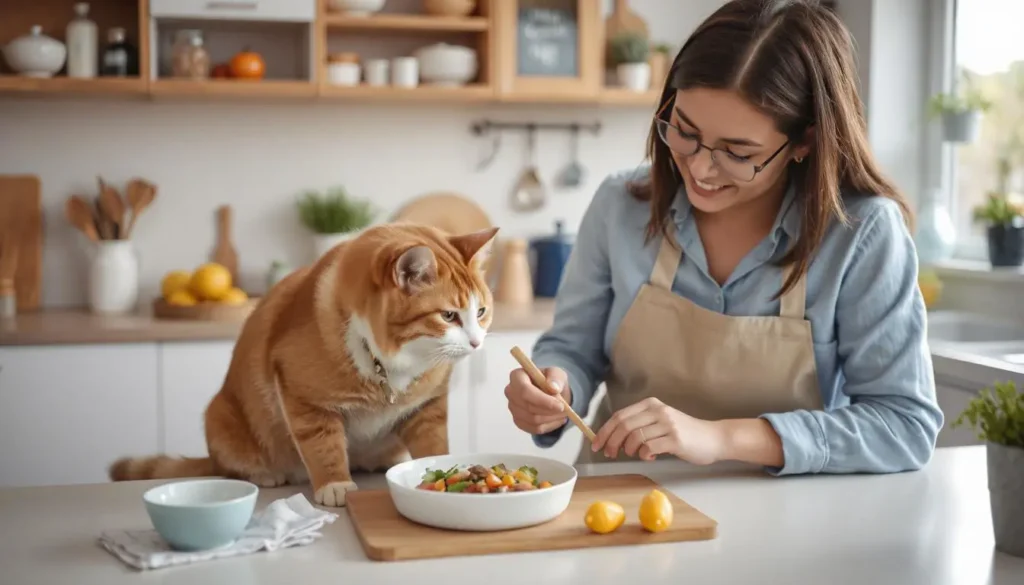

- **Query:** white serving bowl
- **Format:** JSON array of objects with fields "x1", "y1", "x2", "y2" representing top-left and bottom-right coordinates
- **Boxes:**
[
  {"x1": 385, "y1": 453, "x2": 577, "y2": 531},
  {"x1": 413, "y1": 42, "x2": 477, "y2": 86}
]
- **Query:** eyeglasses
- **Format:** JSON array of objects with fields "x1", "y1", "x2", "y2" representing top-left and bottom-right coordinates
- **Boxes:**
[{"x1": 654, "y1": 118, "x2": 790, "y2": 183}]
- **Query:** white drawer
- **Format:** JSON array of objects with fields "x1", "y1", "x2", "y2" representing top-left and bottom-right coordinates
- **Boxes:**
[{"x1": 150, "y1": 0, "x2": 316, "y2": 23}]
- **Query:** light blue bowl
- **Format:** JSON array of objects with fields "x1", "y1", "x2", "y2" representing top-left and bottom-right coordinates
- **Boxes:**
[{"x1": 143, "y1": 479, "x2": 259, "y2": 551}]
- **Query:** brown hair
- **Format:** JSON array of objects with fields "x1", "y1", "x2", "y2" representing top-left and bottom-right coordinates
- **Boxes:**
[{"x1": 630, "y1": 0, "x2": 912, "y2": 297}]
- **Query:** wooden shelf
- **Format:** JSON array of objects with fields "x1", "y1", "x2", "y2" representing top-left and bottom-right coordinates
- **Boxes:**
[
  {"x1": 149, "y1": 79, "x2": 317, "y2": 99},
  {"x1": 599, "y1": 87, "x2": 662, "y2": 107},
  {"x1": 323, "y1": 14, "x2": 489, "y2": 33},
  {"x1": 0, "y1": 76, "x2": 147, "y2": 97},
  {"x1": 319, "y1": 83, "x2": 493, "y2": 102}
]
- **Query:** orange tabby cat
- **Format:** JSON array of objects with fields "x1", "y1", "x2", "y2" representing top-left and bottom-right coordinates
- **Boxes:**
[{"x1": 109, "y1": 222, "x2": 498, "y2": 507}]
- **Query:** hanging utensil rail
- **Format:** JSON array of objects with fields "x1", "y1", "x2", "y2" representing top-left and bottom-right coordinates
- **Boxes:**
[{"x1": 471, "y1": 120, "x2": 602, "y2": 171}]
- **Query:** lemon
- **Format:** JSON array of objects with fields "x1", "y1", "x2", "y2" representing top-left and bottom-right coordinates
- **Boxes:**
[
  {"x1": 918, "y1": 270, "x2": 942, "y2": 309},
  {"x1": 219, "y1": 287, "x2": 249, "y2": 306},
  {"x1": 189, "y1": 263, "x2": 233, "y2": 301},
  {"x1": 166, "y1": 289, "x2": 198, "y2": 307},
  {"x1": 638, "y1": 489, "x2": 674, "y2": 533},
  {"x1": 584, "y1": 500, "x2": 625, "y2": 534},
  {"x1": 161, "y1": 270, "x2": 192, "y2": 299}
]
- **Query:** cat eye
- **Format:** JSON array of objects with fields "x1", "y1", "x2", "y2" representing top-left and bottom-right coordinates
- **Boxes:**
[
  {"x1": 477, "y1": 307, "x2": 487, "y2": 318},
  {"x1": 440, "y1": 311, "x2": 458, "y2": 323}
]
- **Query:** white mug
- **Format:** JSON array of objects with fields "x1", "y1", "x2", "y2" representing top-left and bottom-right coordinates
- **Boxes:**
[
  {"x1": 391, "y1": 57, "x2": 418, "y2": 88},
  {"x1": 364, "y1": 58, "x2": 389, "y2": 86}
]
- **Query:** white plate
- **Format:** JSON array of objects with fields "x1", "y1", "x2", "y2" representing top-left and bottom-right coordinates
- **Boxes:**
[{"x1": 385, "y1": 453, "x2": 577, "y2": 531}]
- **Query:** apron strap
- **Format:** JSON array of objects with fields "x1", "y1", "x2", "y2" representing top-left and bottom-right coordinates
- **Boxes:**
[
  {"x1": 649, "y1": 233, "x2": 683, "y2": 290},
  {"x1": 778, "y1": 263, "x2": 808, "y2": 319}
]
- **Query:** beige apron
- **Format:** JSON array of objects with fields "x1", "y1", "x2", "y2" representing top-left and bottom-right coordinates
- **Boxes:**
[{"x1": 577, "y1": 231, "x2": 823, "y2": 464}]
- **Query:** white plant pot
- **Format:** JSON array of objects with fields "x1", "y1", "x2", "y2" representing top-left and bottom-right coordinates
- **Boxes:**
[
  {"x1": 312, "y1": 231, "x2": 359, "y2": 259},
  {"x1": 941, "y1": 110, "x2": 982, "y2": 143},
  {"x1": 88, "y1": 240, "x2": 139, "y2": 315},
  {"x1": 617, "y1": 62, "x2": 651, "y2": 92}
]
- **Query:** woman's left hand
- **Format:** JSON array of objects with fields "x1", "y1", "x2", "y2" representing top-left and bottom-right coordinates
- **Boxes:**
[{"x1": 590, "y1": 397, "x2": 726, "y2": 464}]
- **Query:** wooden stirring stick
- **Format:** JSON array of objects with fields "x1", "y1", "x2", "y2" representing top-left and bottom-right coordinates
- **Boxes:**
[{"x1": 510, "y1": 345, "x2": 596, "y2": 442}]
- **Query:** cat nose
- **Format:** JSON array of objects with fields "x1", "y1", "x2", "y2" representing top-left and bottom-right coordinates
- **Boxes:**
[{"x1": 469, "y1": 338, "x2": 481, "y2": 348}]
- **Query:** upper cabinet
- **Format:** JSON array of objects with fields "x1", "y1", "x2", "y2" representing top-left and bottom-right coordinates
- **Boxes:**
[{"x1": 0, "y1": 0, "x2": 662, "y2": 107}]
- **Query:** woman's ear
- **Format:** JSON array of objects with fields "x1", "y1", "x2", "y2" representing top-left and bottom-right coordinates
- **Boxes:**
[{"x1": 793, "y1": 126, "x2": 815, "y2": 162}]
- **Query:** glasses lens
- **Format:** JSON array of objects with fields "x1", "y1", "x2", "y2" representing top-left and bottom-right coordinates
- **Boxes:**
[
  {"x1": 655, "y1": 120, "x2": 699, "y2": 156},
  {"x1": 712, "y1": 153, "x2": 757, "y2": 182}
]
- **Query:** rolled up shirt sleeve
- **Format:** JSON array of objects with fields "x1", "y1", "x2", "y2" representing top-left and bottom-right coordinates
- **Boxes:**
[
  {"x1": 530, "y1": 176, "x2": 616, "y2": 447},
  {"x1": 760, "y1": 200, "x2": 944, "y2": 475}
]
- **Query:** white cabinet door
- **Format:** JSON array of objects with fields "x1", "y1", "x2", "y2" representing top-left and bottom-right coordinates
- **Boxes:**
[
  {"x1": 159, "y1": 341, "x2": 236, "y2": 457},
  {"x1": 935, "y1": 383, "x2": 985, "y2": 449},
  {"x1": 0, "y1": 344, "x2": 159, "y2": 488},
  {"x1": 470, "y1": 332, "x2": 591, "y2": 464},
  {"x1": 150, "y1": 0, "x2": 316, "y2": 22}
]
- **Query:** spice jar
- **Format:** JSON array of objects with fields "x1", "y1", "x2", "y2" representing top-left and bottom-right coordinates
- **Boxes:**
[
  {"x1": 171, "y1": 29, "x2": 210, "y2": 79},
  {"x1": 327, "y1": 52, "x2": 360, "y2": 86}
]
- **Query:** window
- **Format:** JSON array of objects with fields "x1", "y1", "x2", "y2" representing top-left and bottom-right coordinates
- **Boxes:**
[{"x1": 942, "y1": 0, "x2": 1024, "y2": 260}]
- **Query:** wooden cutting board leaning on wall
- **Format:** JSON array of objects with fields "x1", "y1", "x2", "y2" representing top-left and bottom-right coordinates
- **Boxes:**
[{"x1": 0, "y1": 175, "x2": 42, "y2": 311}]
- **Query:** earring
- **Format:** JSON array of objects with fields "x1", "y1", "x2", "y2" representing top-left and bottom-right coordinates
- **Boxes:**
[{"x1": 795, "y1": 156, "x2": 804, "y2": 163}]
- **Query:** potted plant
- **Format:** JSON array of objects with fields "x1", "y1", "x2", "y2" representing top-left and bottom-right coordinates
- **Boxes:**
[
  {"x1": 297, "y1": 186, "x2": 375, "y2": 259},
  {"x1": 950, "y1": 380, "x2": 1024, "y2": 558},
  {"x1": 609, "y1": 31, "x2": 650, "y2": 92},
  {"x1": 926, "y1": 85, "x2": 992, "y2": 143},
  {"x1": 972, "y1": 159, "x2": 1024, "y2": 267}
]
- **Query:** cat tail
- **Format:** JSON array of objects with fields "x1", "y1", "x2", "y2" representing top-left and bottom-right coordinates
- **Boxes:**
[{"x1": 108, "y1": 455, "x2": 218, "y2": 481}]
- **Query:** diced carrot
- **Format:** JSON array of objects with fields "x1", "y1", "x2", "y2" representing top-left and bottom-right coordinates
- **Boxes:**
[
  {"x1": 538, "y1": 480, "x2": 552, "y2": 488},
  {"x1": 446, "y1": 471, "x2": 470, "y2": 485},
  {"x1": 501, "y1": 475, "x2": 515, "y2": 487},
  {"x1": 485, "y1": 473, "x2": 503, "y2": 488}
]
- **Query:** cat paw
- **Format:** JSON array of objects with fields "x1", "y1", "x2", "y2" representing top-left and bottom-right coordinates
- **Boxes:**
[
  {"x1": 314, "y1": 480, "x2": 358, "y2": 507},
  {"x1": 250, "y1": 472, "x2": 288, "y2": 487}
]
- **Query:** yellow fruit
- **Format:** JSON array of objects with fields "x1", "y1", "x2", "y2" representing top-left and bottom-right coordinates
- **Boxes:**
[
  {"x1": 220, "y1": 287, "x2": 249, "y2": 306},
  {"x1": 166, "y1": 290, "x2": 198, "y2": 307},
  {"x1": 638, "y1": 489, "x2": 674, "y2": 533},
  {"x1": 189, "y1": 263, "x2": 232, "y2": 301},
  {"x1": 584, "y1": 500, "x2": 625, "y2": 534},
  {"x1": 161, "y1": 270, "x2": 191, "y2": 299}
]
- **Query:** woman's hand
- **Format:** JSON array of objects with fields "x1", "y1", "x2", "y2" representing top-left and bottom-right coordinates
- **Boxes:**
[
  {"x1": 505, "y1": 366, "x2": 573, "y2": 435},
  {"x1": 591, "y1": 397, "x2": 728, "y2": 464}
]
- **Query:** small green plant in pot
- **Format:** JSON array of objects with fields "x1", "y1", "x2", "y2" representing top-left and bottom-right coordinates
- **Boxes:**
[
  {"x1": 609, "y1": 31, "x2": 650, "y2": 93},
  {"x1": 297, "y1": 186, "x2": 375, "y2": 259},
  {"x1": 972, "y1": 160, "x2": 1024, "y2": 267},
  {"x1": 926, "y1": 87, "x2": 992, "y2": 143},
  {"x1": 951, "y1": 380, "x2": 1024, "y2": 558}
]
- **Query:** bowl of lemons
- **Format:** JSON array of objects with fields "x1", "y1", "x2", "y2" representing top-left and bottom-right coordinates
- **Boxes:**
[{"x1": 153, "y1": 262, "x2": 257, "y2": 321}]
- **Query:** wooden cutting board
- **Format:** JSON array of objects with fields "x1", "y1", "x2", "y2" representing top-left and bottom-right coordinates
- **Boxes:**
[
  {"x1": 0, "y1": 175, "x2": 42, "y2": 311},
  {"x1": 346, "y1": 473, "x2": 717, "y2": 561}
]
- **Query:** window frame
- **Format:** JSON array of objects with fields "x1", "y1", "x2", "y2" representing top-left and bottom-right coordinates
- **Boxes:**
[{"x1": 925, "y1": 0, "x2": 991, "y2": 262}]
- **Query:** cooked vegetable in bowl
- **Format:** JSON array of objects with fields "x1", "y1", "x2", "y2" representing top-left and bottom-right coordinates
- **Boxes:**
[
  {"x1": 416, "y1": 463, "x2": 554, "y2": 493},
  {"x1": 386, "y1": 453, "x2": 577, "y2": 531}
]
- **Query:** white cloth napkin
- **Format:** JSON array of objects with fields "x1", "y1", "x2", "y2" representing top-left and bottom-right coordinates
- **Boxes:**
[{"x1": 97, "y1": 493, "x2": 338, "y2": 571}]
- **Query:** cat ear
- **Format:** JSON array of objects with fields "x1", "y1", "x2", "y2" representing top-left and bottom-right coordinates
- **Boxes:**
[
  {"x1": 448, "y1": 227, "x2": 499, "y2": 266},
  {"x1": 394, "y1": 245, "x2": 437, "y2": 294}
]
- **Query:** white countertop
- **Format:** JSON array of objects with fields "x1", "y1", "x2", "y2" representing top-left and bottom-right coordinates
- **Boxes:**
[{"x1": 2, "y1": 446, "x2": 1022, "y2": 584}]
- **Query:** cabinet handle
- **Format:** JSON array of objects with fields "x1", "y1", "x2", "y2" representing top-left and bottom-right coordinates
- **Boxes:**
[{"x1": 206, "y1": 1, "x2": 258, "y2": 9}]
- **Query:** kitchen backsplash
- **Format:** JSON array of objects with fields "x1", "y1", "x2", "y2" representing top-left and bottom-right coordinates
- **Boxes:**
[{"x1": 0, "y1": 97, "x2": 662, "y2": 308}]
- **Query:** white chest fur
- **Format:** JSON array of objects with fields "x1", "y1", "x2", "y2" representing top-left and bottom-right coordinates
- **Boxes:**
[{"x1": 343, "y1": 394, "x2": 433, "y2": 445}]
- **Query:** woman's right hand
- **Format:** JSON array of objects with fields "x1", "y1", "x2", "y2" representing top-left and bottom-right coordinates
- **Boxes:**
[{"x1": 505, "y1": 366, "x2": 573, "y2": 434}]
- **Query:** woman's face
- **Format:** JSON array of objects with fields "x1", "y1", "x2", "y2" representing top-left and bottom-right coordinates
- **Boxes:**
[{"x1": 665, "y1": 88, "x2": 810, "y2": 215}]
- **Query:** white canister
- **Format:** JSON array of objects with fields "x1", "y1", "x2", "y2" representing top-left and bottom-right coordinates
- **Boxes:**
[
  {"x1": 88, "y1": 240, "x2": 139, "y2": 314},
  {"x1": 66, "y1": 2, "x2": 97, "y2": 78},
  {"x1": 391, "y1": 56, "x2": 418, "y2": 88},
  {"x1": 364, "y1": 58, "x2": 389, "y2": 86},
  {"x1": 327, "y1": 53, "x2": 360, "y2": 86}
]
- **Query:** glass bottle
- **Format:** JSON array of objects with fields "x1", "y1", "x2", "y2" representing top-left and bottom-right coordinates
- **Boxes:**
[
  {"x1": 100, "y1": 27, "x2": 139, "y2": 77},
  {"x1": 171, "y1": 30, "x2": 210, "y2": 79}
]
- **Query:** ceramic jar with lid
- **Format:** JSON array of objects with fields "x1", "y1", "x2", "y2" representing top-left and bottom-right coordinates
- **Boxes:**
[
  {"x1": 2, "y1": 25, "x2": 67, "y2": 77},
  {"x1": 327, "y1": 52, "x2": 360, "y2": 86}
]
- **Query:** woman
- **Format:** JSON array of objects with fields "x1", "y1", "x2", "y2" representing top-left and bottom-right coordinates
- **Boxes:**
[{"x1": 503, "y1": 0, "x2": 943, "y2": 475}]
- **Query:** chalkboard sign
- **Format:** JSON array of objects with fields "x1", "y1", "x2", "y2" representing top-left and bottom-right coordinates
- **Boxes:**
[{"x1": 516, "y1": 5, "x2": 579, "y2": 77}]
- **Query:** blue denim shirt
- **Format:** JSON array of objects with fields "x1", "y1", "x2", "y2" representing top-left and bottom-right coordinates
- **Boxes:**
[{"x1": 530, "y1": 166, "x2": 942, "y2": 475}]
